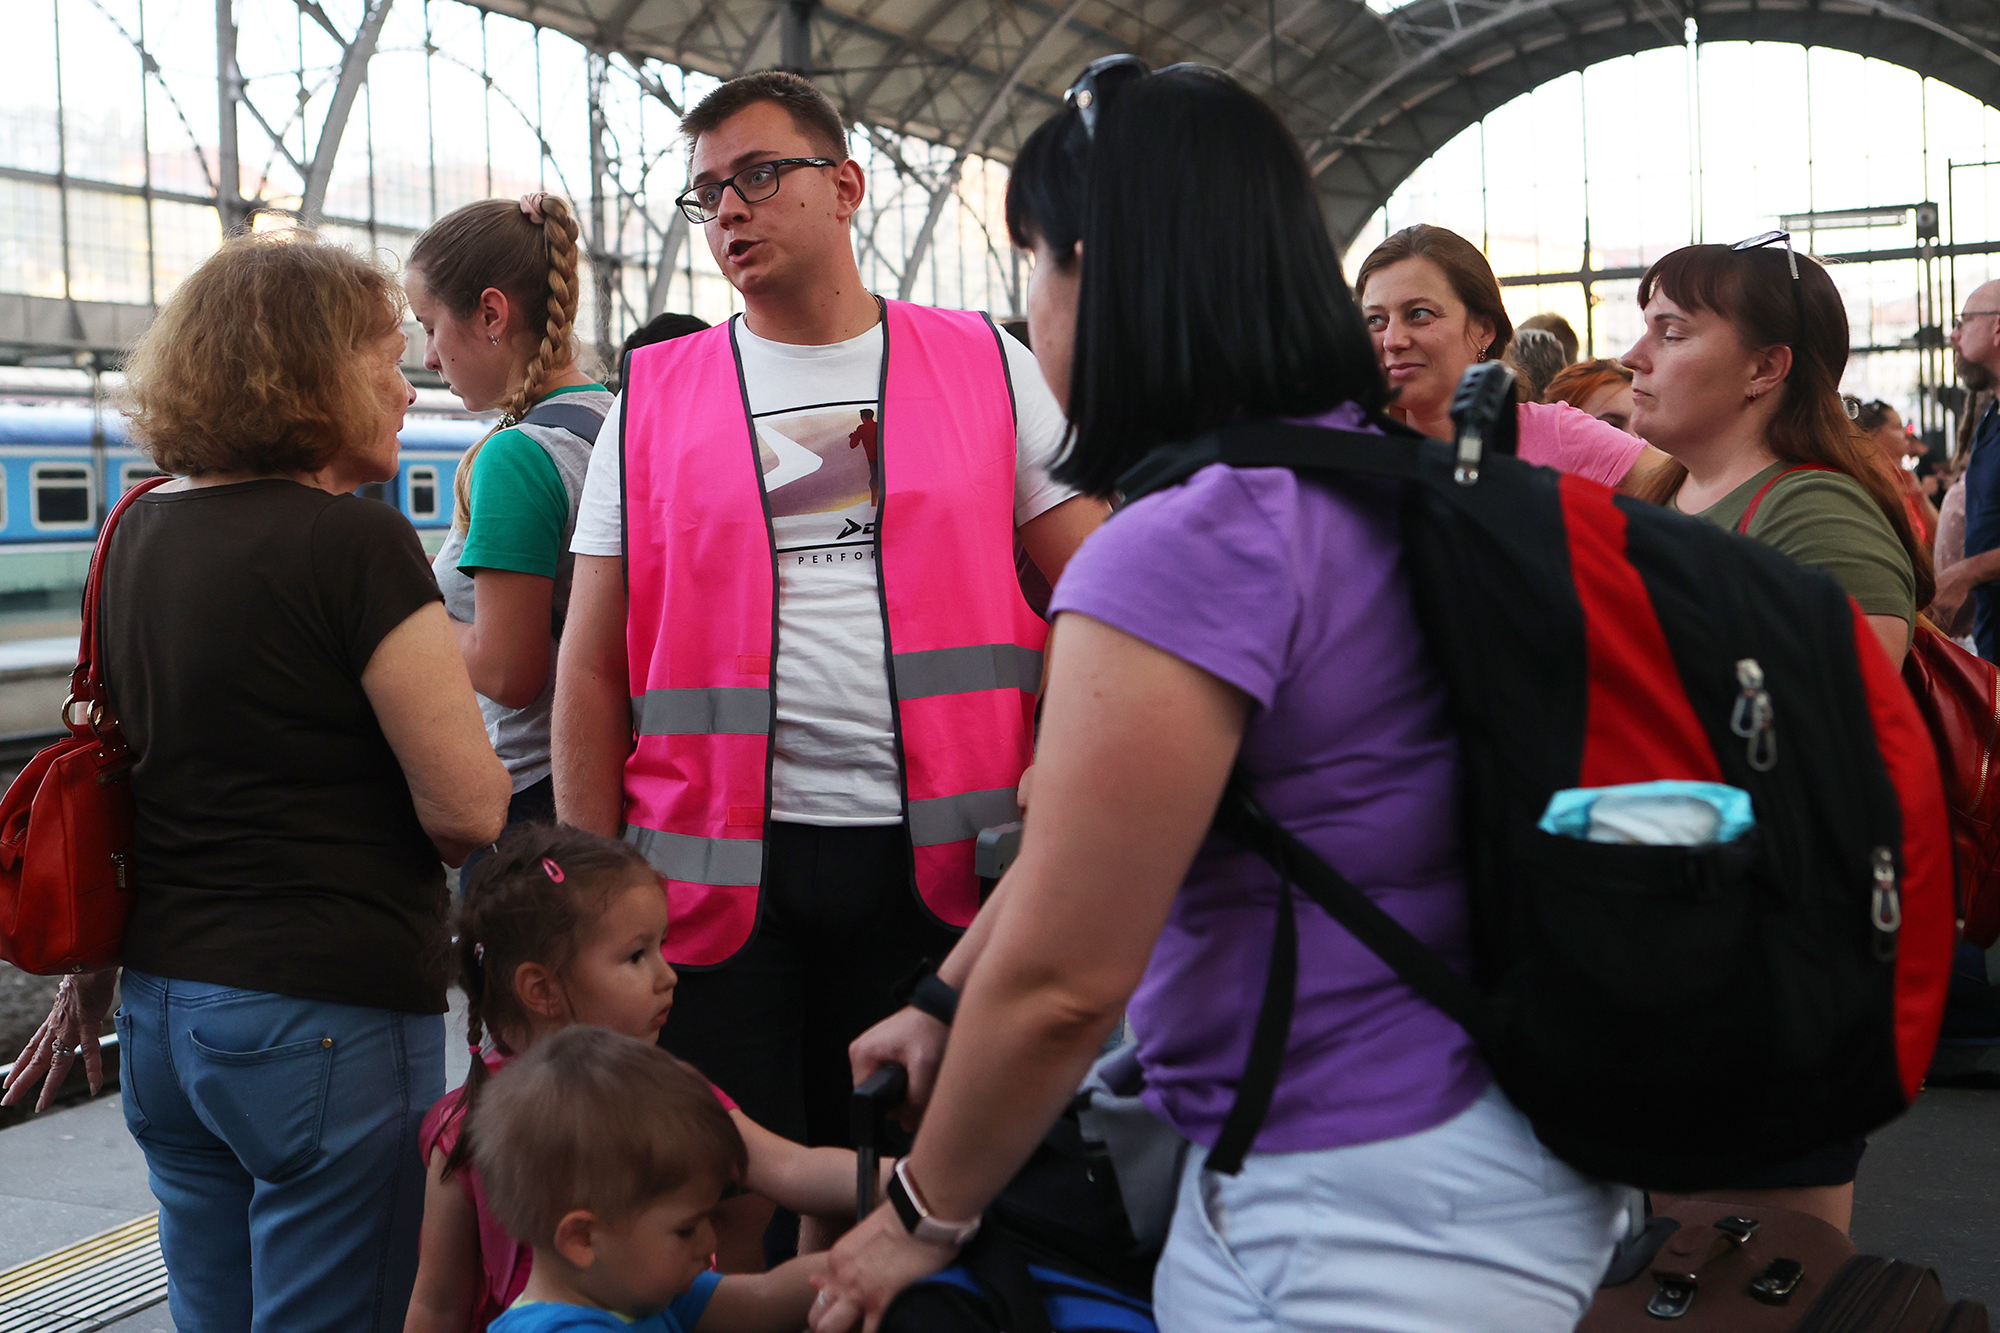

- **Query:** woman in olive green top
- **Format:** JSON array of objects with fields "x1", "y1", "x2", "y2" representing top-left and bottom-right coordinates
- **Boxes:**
[
  {"x1": 1623, "y1": 239, "x2": 1931, "y2": 669},
  {"x1": 1619, "y1": 238, "x2": 1934, "y2": 1234}
]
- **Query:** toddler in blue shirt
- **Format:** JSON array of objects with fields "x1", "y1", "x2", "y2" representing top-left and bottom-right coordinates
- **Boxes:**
[{"x1": 475, "y1": 1026, "x2": 823, "y2": 1332}]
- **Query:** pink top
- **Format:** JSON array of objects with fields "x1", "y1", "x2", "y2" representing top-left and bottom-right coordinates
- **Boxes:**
[
  {"x1": 1515, "y1": 400, "x2": 1645, "y2": 488},
  {"x1": 421, "y1": 1061, "x2": 739, "y2": 1332}
]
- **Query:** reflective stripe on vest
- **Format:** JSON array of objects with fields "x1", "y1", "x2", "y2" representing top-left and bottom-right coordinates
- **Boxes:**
[
  {"x1": 631, "y1": 687, "x2": 773, "y2": 735},
  {"x1": 892, "y1": 643, "x2": 1043, "y2": 700},
  {"x1": 621, "y1": 301, "x2": 1045, "y2": 967}
]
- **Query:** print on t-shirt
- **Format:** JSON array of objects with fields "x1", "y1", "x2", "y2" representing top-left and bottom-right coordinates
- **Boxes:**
[{"x1": 756, "y1": 398, "x2": 881, "y2": 570}]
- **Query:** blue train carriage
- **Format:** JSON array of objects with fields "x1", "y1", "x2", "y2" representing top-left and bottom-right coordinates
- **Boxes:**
[
  {"x1": 0, "y1": 405, "x2": 485, "y2": 593},
  {"x1": 361, "y1": 415, "x2": 487, "y2": 554}
]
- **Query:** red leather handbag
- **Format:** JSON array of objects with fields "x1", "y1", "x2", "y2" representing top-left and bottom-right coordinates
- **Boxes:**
[
  {"x1": 0, "y1": 476, "x2": 168, "y2": 974},
  {"x1": 1902, "y1": 621, "x2": 2000, "y2": 949}
]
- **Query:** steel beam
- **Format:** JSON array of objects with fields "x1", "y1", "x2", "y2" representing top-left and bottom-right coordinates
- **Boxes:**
[
  {"x1": 896, "y1": 0, "x2": 1089, "y2": 301},
  {"x1": 300, "y1": 0, "x2": 396, "y2": 224},
  {"x1": 216, "y1": 0, "x2": 246, "y2": 232}
]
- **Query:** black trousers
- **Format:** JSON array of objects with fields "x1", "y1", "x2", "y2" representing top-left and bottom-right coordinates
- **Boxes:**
[{"x1": 658, "y1": 821, "x2": 961, "y2": 1148}]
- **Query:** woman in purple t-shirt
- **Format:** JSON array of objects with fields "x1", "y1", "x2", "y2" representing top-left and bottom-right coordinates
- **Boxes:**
[{"x1": 810, "y1": 64, "x2": 1627, "y2": 1333}]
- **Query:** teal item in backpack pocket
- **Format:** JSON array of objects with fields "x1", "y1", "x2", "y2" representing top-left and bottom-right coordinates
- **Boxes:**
[{"x1": 1538, "y1": 781, "x2": 1757, "y2": 847}]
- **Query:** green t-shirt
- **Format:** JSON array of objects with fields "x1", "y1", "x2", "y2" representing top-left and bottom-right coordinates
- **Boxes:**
[
  {"x1": 1691, "y1": 461, "x2": 1916, "y2": 626},
  {"x1": 458, "y1": 384, "x2": 605, "y2": 578}
]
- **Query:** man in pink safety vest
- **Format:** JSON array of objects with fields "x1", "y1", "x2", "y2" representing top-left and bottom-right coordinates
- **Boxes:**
[{"x1": 553, "y1": 71, "x2": 1103, "y2": 1261}]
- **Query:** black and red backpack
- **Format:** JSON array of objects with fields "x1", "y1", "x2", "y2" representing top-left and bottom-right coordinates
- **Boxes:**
[{"x1": 1118, "y1": 401, "x2": 1955, "y2": 1191}]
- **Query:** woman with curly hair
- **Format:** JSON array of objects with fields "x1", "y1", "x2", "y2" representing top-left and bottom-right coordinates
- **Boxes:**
[{"x1": 3, "y1": 231, "x2": 509, "y2": 1331}]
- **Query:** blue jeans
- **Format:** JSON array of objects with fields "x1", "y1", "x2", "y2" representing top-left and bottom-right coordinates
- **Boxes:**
[{"x1": 115, "y1": 969, "x2": 444, "y2": 1333}]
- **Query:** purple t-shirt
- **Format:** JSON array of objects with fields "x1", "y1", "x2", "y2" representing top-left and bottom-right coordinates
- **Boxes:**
[{"x1": 1048, "y1": 412, "x2": 1489, "y2": 1155}]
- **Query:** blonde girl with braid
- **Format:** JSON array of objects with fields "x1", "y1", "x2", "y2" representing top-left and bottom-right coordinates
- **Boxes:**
[
  {"x1": 406, "y1": 194, "x2": 609, "y2": 839},
  {"x1": 405, "y1": 824, "x2": 874, "y2": 1333}
]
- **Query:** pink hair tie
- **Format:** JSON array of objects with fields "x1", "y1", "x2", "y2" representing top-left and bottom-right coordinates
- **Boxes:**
[
  {"x1": 541, "y1": 857, "x2": 566, "y2": 883},
  {"x1": 518, "y1": 192, "x2": 549, "y2": 225}
]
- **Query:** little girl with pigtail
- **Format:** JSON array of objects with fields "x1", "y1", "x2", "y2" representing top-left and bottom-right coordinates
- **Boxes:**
[{"x1": 403, "y1": 824, "x2": 873, "y2": 1333}]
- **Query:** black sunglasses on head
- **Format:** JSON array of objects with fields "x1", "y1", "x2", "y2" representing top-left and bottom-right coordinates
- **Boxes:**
[
  {"x1": 1063, "y1": 54, "x2": 1220, "y2": 139},
  {"x1": 1731, "y1": 229, "x2": 1808, "y2": 357}
]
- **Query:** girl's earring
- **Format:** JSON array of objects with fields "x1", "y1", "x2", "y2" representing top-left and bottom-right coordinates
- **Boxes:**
[{"x1": 489, "y1": 335, "x2": 500, "y2": 346}]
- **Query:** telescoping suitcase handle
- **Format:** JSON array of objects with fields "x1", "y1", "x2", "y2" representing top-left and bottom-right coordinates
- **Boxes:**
[{"x1": 852, "y1": 1062, "x2": 909, "y2": 1217}]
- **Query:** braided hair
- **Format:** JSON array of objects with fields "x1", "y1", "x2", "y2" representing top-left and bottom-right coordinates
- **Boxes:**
[
  {"x1": 406, "y1": 194, "x2": 583, "y2": 529},
  {"x1": 442, "y1": 822, "x2": 658, "y2": 1182}
]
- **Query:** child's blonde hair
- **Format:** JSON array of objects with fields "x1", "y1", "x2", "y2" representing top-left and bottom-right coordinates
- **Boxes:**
[
  {"x1": 469, "y1": 1026, "x2": 747, "y2": 1248},
  {"x1": 442, "y1": 822, "x2": 659, "y2": 1182}
]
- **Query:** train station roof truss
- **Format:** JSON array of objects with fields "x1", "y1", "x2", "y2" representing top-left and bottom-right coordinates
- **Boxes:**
[{"x1": 460, "y1": 0, "x2": 2000, "y2": 244}]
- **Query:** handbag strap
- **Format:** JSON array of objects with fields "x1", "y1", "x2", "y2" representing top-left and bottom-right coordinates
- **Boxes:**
[
  {"x1": 1735, "y1": 464, "x2": 1839, "y2": 535},
  {"x1": 69, "y1": 476, "x2": 171, "y2": 737}
]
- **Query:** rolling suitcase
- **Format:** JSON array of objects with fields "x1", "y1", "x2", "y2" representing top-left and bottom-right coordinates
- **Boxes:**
[
  {"x1": 1581, "y1": 1200, "x2": 1856, "y2": 1330},
  {"x1": 1792, "y1": 1258, "x2": 1989, "y2": 1332},
  {"x1": 1581, "y1": 1199, "x2": 1989, "y2": 1331}
]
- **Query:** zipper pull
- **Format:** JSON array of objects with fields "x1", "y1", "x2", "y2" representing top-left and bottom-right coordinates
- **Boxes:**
[
  {"x1": 1871, "y1": 846, "x2": 1902, "y2": 961},
  {"x1": 1730, "y1": 658, "x2": 1776, "y2": 772},
  {"x1": 112, "y1": 852, "x2": 126, "y2": 891}
]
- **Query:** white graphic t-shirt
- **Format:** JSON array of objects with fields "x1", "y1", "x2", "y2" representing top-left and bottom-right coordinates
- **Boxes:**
[{"x1": 571, "y1": 315, "x2": 1075, "y2": 826}]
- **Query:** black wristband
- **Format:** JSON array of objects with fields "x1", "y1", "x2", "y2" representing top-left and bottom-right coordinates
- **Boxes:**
[{"x1": 909, "y1": 972, "x2": 960, "y2": 1027}]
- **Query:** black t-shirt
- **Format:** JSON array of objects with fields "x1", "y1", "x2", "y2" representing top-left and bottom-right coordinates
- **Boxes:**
[{"x1": 103, "y1": 480, "x2": 449, "y2": 1014}]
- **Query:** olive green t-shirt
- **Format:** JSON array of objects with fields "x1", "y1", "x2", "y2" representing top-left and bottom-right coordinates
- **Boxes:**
[{"x1": 1690, "y1": 462, "x2": 1916, "y2": 626}]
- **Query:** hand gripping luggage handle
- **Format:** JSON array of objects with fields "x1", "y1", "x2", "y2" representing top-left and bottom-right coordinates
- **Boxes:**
[
  {"x1": 68, "y1": 476, "x2": 171, "y2": 739},
  {"x1": 852, "y1": 1062, "x2": 909, "y2": 1218}
]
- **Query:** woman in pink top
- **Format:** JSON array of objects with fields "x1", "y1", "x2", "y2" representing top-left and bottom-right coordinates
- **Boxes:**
[{"x1": 1355, "y1": 224, "x2": 1664, "y2": 491}]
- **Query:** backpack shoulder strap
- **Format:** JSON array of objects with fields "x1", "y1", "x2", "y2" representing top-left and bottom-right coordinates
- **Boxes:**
[
  {"x1": 1116, "y1": 417, "x2": 1428, "y2": 505},
  {"x1": 1736, "y1": 464, "x2": 1840, "y2": 534},
  {"x1": 517, "y1": 398, "x2": 607, "y2": 445},
  {"x1": 1203, "y1": 770, "x2": 1491, "y2": 1175}
]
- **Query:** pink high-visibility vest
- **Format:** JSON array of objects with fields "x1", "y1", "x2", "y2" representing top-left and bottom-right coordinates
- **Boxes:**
[{"x1": 620, "y1": 301, "x2": 1045, "y2": 967}]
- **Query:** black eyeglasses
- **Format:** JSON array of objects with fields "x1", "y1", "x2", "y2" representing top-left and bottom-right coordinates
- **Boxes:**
[
  {"x1": 1063, "y1": 54, "x2": 1216, "y2": 139},
  {"x1": 675, "y1": 157, "x2": 836, "y2": 224},
  {"x1": 1954, "y1": 310, "x2": 2000, "y2": 331}
]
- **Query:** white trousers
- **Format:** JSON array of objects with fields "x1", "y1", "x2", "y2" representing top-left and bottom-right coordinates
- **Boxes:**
[{"x1": 1153, "y1": 1085, "x2": 1633, "y2": 1333}]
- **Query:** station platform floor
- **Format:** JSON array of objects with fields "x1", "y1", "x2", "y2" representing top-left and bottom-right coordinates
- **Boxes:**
[{"x1": 0, "y1": 1019, "x2": 1994, "y2": 1329}]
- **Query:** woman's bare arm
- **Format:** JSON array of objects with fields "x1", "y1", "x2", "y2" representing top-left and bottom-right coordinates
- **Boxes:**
[
  {"x1": 364, "y1": 602, "x2": 509, "y2": 865},
  {"x1": 452, "y1": 570, "x2": 556, "y2": 709}
]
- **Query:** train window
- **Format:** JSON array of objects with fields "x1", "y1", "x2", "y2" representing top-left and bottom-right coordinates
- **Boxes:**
[
  {"x1": 120, "y1": 462, "x2": 166, "y2": 495},
  {"x1": 31, "y1": 464, "x2": 92, "y2": 528},
  {"x1": 407, "y1": 466, "x2": 439, "y2": 521}
]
